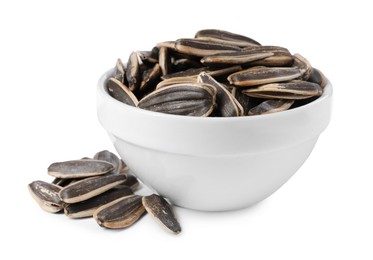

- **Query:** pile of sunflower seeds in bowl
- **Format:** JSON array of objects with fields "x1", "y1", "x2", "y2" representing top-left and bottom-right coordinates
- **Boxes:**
[
  {"x1": 28, "y1": 150, "x2": 181, "y2": 234},
  {"x1": 107, "y1": 29, "x2": 327, "y2": 117}
]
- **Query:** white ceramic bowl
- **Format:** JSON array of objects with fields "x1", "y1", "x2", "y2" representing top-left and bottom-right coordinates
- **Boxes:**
[{"x1": 97, "y1": 69, "x2": 332, "y2": 211}]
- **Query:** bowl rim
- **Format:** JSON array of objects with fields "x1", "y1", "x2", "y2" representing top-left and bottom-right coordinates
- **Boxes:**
[{"x1": 98, "y1": 68, "x2": 333, "y2": 121}]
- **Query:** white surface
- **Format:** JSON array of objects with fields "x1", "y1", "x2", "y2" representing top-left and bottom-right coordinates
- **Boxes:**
[
  {"x1": 98, "y1": 70, "x2": 332, "y2": 210},
  {"x1": 0, "y1": 0, "x2": 372, "y2": 259}
]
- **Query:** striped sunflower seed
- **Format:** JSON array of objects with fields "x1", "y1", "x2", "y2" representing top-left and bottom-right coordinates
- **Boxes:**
[
  {"x1": 93, "y1": 150, "x2": 122, "y2": 175},
  {"x1": 242, "y1": 80, "x2": 323, "y2": 99},
  {"x1": 114, "y1": 58, "x2": 126, "y2": 84},
  {"x1": 48, "y1": 159, "x2": 114, "y2": 179},
  {"x1": 118, "y1": 173, "x2": 140, "y2": 190},
  {"x1": 139, "y1": 63, "x2": 161, "y2": 93},
  {"x1": 138, "y1": 83, "x2": 216, "y2": 116},
  {"x1": 137, "y1": 51, "x2": 158, "y2": 66},
  {"x1": 64, "y1": 185, "x2": 133, "y2": 218},
  {"x1": 93, "y1": 195, "x2": 146, "y2": 229},
  {"x1": 228, "y1": 66, "x2": 302, "y2": 87},
  {"x1": 243, "y1": 46, "x2": 293, "y2": 67},
  {"x1": 142, "y1": 194, "x2": 181, "y2": 234},
  {"x1": 106, "y1": 77, "x2": 139, "y2": 106},
  {"x1": 293, "y1": 53, "x2": 313, "y2": 80},
  {"x1": 156, "y1": 76, "x2": 197, "y2": 89},
  {"x1": 173, "y1": 58, "x2": 203, "y2": 71},
  {"x1": 161, "y1": 65, "x2": 241, "y2": 80},
  {"x1": 28, "y1": 181, "x2": 63, "y2": 213},
  {"x1": 197, "y1": 72, "x2": 243, "y2": 117},
  {"x1": 195, "y1": 29, "x2": 261, "y2": 47},
  {"x1": 200, "y1": 50, "x2": 274, "y2": 66},
  {"x1": 175, "y1": 38, "x2": 241, "y2": 57},
  {"x1": 126, "y1": 51, "x2": 141, "y2": 92},
  {"x1": 308, "y1": 67, "x2": 327, "y2": 88},
  {"x1": 58, "y1": 174, "x2": 126, "y2": 203},
  {"x1": 159, "y1": 47, "x2": 171, "y2": 76},
  {"x1": 248, "y1": 99, "x2": 295, "y2": 116}
]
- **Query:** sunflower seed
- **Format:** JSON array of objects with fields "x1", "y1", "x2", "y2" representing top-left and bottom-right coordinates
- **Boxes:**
[
  {"x1": 175, "y1": 38, "x2": 241, "y2": 57},
  {"x1": 126, "y1": 52, "x2": 141, "y2": 92},
  {"x1": 243, "y1": 46, "x2": 293, "y2": 67},
  {"x1": 58, "y1": 174, "x2": 126, "y2": 203},
  {"x1": 156, "y1": 76, "x2": 197, "y2": 89},
  {"x1": 156, "y1": 41, "x2": 177, "y2": 50},
  {"x1": 248, "y1": 99, "x2": 295, "y2": 115},
  {"x1": 242, "y1": 80, "x2": 323, "y2": 99},
  {"x1": 201, "y1": 50, "x2": 274, "y2": 66},
  {"x1": 142, "y1": 194, "x2": 181, "y2": 234},
  {"x1": 106, "y1": 77, "x2": 139, "y2": 106},
  {"x1": 28, "y1": 181, "x2": 63, "y2": 213},
  {"x1": 93, "y1": 150, "x2": 122, "y2": 175},
  {"x1": 48, "y1": 160, "x2": 114, "y2": 179},
  {"x1": 195, "y1": 29, "x2": 261, "y2": 47},
  {"x1": 120, "y1": 160, "x2": 129, "y2": 173},
  {"x1": 228, "y1": 66, "x2": 302, "y2": 87},
  {"x1": 64, "y1": 185, "x2": 133, "y2": 218},
  {"x1": 159, "y1": 47, "x2": 171, "y2": 76},
  {"x1": 93, "y1": 195, "x2": 146, "y2": 229},
  {"x1": 308, "y1": 67, "x2": 327, "y2": 88},
  {"x1": 139, "y1": 63, "x2": 161, "y2": 93},
  {"x1": 114, "y1": 58, "x2": 126, "y2": 83},
  {"x1": 138, "y1": 83, "x2": 216, "y2": 116},
  {"x1": 198, "y1": 72, "x2": 242, "y2": 117},
  {"x1": 293, "y1": 53, "x2": 313, "y2": 80}
]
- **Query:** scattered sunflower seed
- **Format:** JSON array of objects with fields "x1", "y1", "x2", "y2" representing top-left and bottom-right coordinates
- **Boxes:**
[
  {"x1": 142, "y1": 194, "x2": 181, "y2": 234},
  {"x1": 64, "y1": 185, "x2": 133, "y2": 218},
  {"x1": 58, "y1": 174, "x2": 126, "y2": 203},
  {"x1": 93, "y1": 150, "x2": 122, "y2": 175},
  {"x1": 48, "y1": 160, "x2": 114, "y2": 179},
  {"x1": 93, "y1": 195, "x2": 146, "y2": 229},
  {"x1": 28, "y1": 181, "x2": 63, "y2": 213}
]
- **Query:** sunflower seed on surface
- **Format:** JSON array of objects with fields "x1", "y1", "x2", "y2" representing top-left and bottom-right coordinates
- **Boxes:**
[
  {"x1": 58, "y1": 174, "x2": 126, "y2": 203},
  {"x1": 93, "y1": 195, "x2": 146, "y2": 229},
  {"x1": 200, "y1": 50, "x2": 274, "y2": 66},
  {"x1": 114, "y1": 58, "x2": 126, "y2": 83},
  {"x1": 64, "y1": 185, "x2": 133, "y2": 218},
  {"x1": 139, "y1": 63, "x2": 161, "y2": 93},
  {"x1": 195, "y1": 29, "x2": 261, "y2": 47},
  {"x1": 242, "y1": 80, "x2": 323, "y2": 99},
  {"x1": 48, "y1": 160, "x2": 114, "y2": 179},
  {"x1": 198, "y1": 72, "x2": 242, "y2": 117},
  {"x1": 308, "y1": 67, "x2": 327, "y2": 88},
  {"x1": 120, "y1": 160, "x2": 129, "y2": 173},
  {"x1": 106, "y1": 77, "x2": 139, "y2": 106},
  {"x1": 228, "y1": 66, "x2": 302, "y2": 87},
  {"x1": 156, "y1": 76, "x2": 197, "y2": 89},
  {"x1": 138, "y1": 83, "x2": 216, "y2": 116},
  {"x1": 293, "y1": 53, "x2": 313, "y2": 80},
  {"x1": 93, "y1": 150, "x2": 122, "y2": 175},
  {"x1": 248, "y1": 99, "x2": 295, "y2": 116},
  {"x1": 142, "y1": 194, "x2": 181, "y2": 234},
  {"x1": 28, "y1": 181, "x2": 63, "y2": 213},
  {"x1": 175, "y1": 38, "x2": 241, "y2": 57},
  {"x1": 126, "y1": 52, "x2": 141, "y2": 92}
]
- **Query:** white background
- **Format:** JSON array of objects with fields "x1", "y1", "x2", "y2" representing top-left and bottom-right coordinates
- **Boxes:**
[{"x1": 1, "y1": 0, "x2": 372, "y2": 259}]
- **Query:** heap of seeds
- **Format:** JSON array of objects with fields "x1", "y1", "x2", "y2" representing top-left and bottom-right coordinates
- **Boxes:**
[
  {"x1": 107, "y1": 29, "x2": 327, "y2": 116},
  {"x1": 28, "y1": 150, "x2": 181, "y2": 234}
]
